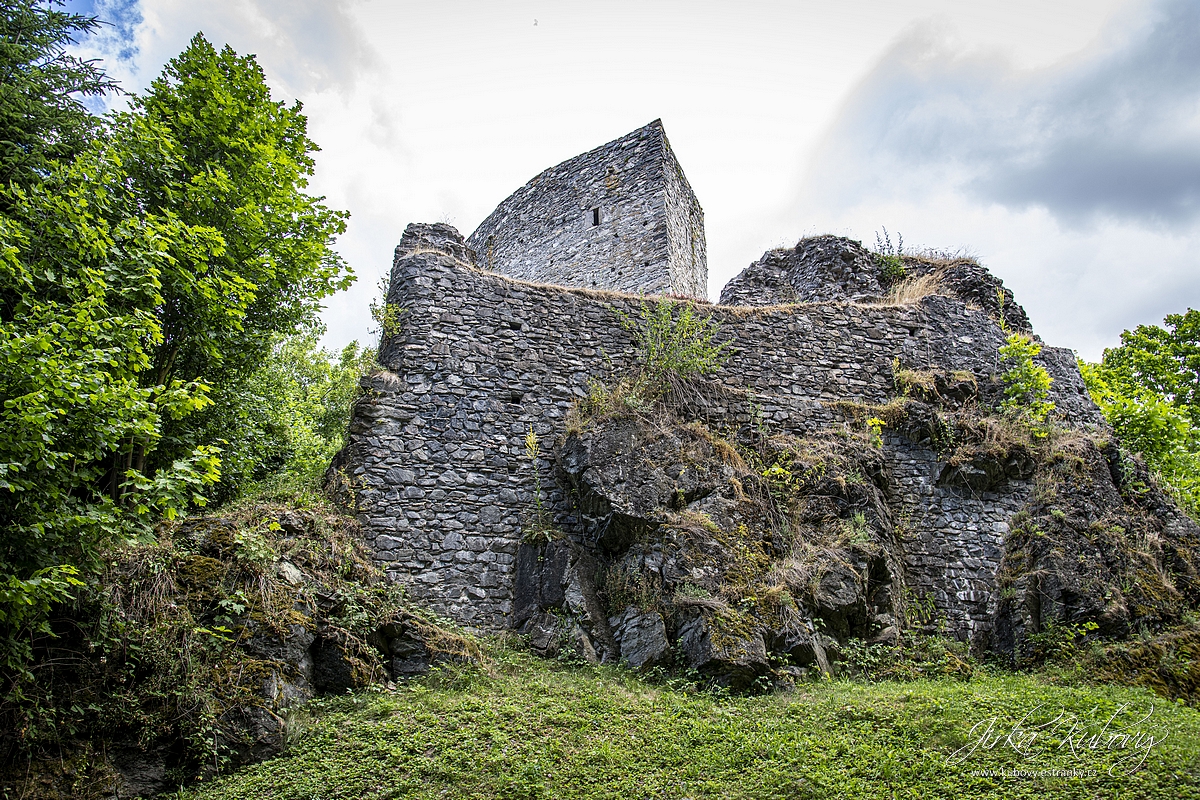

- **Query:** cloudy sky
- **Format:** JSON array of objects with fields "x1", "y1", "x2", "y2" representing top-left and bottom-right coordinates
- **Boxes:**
[{"x1": 67, "y1": 0, "x2": 1199, "y2": 360}]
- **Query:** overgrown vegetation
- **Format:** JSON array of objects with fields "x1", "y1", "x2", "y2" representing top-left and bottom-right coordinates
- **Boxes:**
[
  {"x1": 0, "y1": 492, "x2": 479, "y2": 794},
  {"x1": 176, "y1": 646, "x2": 1200, "y2": 800},
  {"x1": 880, "y1": 271, "x2": 943, "y2": 306},
  {"x1": 565, "y1": 298, "x2": 730, "y2": 435},
  {"x1": 994, "y1": 292, "x2": 1056, "y2": 432},
  {"x1": 0, "y1": 9, "x2": 371, "y2": 685}
]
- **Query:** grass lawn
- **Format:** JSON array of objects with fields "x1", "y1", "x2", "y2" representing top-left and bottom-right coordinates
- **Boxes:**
[{"x1": 177, "y1": 648, "x2": 1200, "y2": 800}]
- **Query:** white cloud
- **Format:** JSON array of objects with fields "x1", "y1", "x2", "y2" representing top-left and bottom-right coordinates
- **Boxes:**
[
  {"x1": 78, "y1": 0, "x2": 1166, "y2": 359},
  {"x1": 794, "y1": 0, "x2": 1200, "y2": 359}
]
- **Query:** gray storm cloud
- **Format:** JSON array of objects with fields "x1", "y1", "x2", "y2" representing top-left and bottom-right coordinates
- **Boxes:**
[{"x1": 809, "y1": 0, "x2": 1200, "y2": 228}]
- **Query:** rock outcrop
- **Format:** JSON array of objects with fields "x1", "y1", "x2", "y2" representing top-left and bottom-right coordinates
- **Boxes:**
[
  {"x1": 718, "y1": 234, "x2": 1032, "y2": 332},
  {"x1": 503, "y1": 362, "x2": 1200, "y2": 685},
  {"x1": 1, "y1": 505, "x2": 478, "y2": 799}
]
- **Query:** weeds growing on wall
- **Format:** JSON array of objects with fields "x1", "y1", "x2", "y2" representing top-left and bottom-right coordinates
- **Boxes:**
[
  {"x1": 570, "y1": 298, "x2": 730, "y2": 435},
  {"x1": 564, "y1": 379, "x2": 650, "y2": 435},
  {"x1": 873, "y1": 227, "x2": 906, "y2": 285},
  {"x1": 368, "y1": 276, "x2": 405, "y2": 342},
  {"x1": 521, "y1": 427, "x2": 558, "y2": 544},
  {"x1": 999, "y1": 332, "x2": 1055, "y2": 431},
  {"x1": 618, "y1": 298, "x2": 729, "y2": 391}
]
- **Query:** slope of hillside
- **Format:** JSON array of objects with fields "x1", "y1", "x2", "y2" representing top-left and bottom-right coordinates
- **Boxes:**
[{"x1": 179, "y1": 647, "x2": 1200, "y2": 800}]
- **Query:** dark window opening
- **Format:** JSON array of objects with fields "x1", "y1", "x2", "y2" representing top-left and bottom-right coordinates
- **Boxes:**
[{"x1": 591, "y1": 208, "x2": 600, "y2": 226}]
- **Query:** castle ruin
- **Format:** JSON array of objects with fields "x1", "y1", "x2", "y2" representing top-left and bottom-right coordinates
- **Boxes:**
[
  {"x1": 466, "y1": 120, "x2": 706, "y2": 298},
  {"x1": 335, "y1": 122, "x2": 1200, "y2": 678}
]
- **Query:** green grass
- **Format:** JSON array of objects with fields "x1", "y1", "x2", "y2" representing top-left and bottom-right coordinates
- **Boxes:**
[{"x1": 177, "y1": 648, "x2": 1200, "y2": 800}]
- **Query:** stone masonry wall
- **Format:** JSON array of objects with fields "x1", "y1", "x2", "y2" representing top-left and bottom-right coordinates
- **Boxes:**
[
  {"x1": 341, "y1": 223, "x2": 1105, "y2": 643},
  {"x1": 662, "y1": 137, "x2": 707, "y2": 299},
  {"x1": 465, "y1": 120, "x2": 707, "y2": 298}
]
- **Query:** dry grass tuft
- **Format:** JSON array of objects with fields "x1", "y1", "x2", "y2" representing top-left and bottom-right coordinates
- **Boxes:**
[
  {"x1": 682, "y1": 421, "x2": 749, "y2": 472},
  {"x1": 398, "y1": 246, "x2": 475, "y2": 270},
  {"x1": 893, "y1": 366, "x2": 938, "y2": 395},
  {"x1": 876, "y1": 272, "x2": 945, "y2": 306},
  {"x1": 904, "y1": 249, "x2": 980, "y2": 267}
]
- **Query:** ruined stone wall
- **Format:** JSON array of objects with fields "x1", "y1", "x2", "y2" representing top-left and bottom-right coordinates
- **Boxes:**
[
  {"x1": 465, "y1": 120, "x2": 707, "y2": 298},
  {"x1": 341, "y1": 223, "x2": 1104, "y2": 641},
  {"x1": 884, "y1": 437, "x2": 1033, "y2": 640}
]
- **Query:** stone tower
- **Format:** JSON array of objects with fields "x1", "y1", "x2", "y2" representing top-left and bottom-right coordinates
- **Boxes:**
[{"x1": 466, "y1": 120, "x2": 707, "y2": 299}]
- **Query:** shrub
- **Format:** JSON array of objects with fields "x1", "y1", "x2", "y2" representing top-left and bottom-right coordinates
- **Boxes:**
[
  {"x1": 999, "y1": 332, "x2": 1055, "y2": 431},
  {"x1": 620, "y1": 299, "x2": 729, "y2": 389},
  {"x1": 1027, "y1": 619, "x2": 1099, "y2": 664}
]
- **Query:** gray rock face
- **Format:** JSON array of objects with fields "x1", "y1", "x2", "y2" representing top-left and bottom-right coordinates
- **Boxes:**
[
  {"x1": 717, "y1": 234, "x2": 1033, "y2": 334},
  {"x1": 781, "y1": 633, "x2": 830, "y2": 673},
  {"x1": 813, "y1": 562, "x2": 867, "y2": 634},
  {"x1": 112, "y1": 748, "x2": 169, "y2": 799},
  {"x1": 719, "y1": 235, "x2": 884, "y2": 306},
  {"x1": 373, "y1": 618, "x2": 442, "y2": 677},
  {"x1": 990, "y1": 439, "x2": 1200, "y2": 659},
  {"x1": 540, "y1": 409, "x2": 906, "y2": 684},
  {"x1": 678, "y1": 617, "x2": 771, "y2": 687},
  {"x1": 525, "y1": 611, "x2": 564, "y2": 657},
  {"x1": 466, "y1": 120, "x2": 706, "y2": 299},
  {"x1": 610, "y1": 607, "x2": 670, "y2": 668}
]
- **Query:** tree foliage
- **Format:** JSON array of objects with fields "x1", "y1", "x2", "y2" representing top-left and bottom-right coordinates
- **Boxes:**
[
  {"x1": 1081, "y1": 309, "x2": 1200, "y2": 517},
  {"x1": 0, "y1": 0, "x2": 113, "y2": 205},
  {"x1": 0, "y1": 123, "x2": 223, "y2": 674},
  {"x1": 1098, "y1": 310, "x2": 1200, "y2": 424},
  {"x1": 229, "y1": 331, "x2": 374, "y2": 493},
  {"x1": 0, "y1": 27, "x2": 359, "y2": 677},
  {"x1": 111, "y1": 34, "x2": 354, "y2": 486},
  {"x1": 998, "y1": 332, "x2": 1054, "y2": 430}
]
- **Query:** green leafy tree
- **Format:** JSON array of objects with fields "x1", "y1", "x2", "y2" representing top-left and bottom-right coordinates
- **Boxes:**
[
  {"x1": 1099, "y1": 309, "x2": 1200, "y2": 424},
  {"x1": 1081, "y1": 309, "x2": 1200, "y2": 516},
  {"x1": 104, "y1": 34, "x2": 353, "y2": 491},
  {"x1": 0, "y1": 33, "x2": 356, "y2": 677},
  {"x1": 0, "y1": 124, "x2": 221, "y2": 677},
  {"x1": 0, "y1": 0, "x2": 114, "y2": 206},
  {"x1": 234, "y1": 330, "x2": 375, "y2": 493}
]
